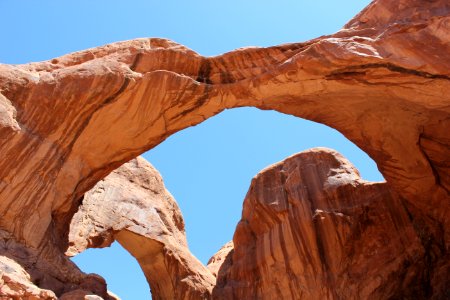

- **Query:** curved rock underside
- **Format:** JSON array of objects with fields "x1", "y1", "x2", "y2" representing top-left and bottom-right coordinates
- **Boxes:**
[
  {"x1": 0, "y1": 0, "x2": 449, "y2": 298},
  {"x1": 67, "y1": 157, "x2": 215, "y2": 299}
]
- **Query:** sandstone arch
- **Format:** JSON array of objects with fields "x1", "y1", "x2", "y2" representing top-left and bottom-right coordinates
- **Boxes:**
[
  {"x1": 0, "y1": 0, "x2": 449, "y2": 298},
  {"x1": 67, "y1": 157, "x2": 215, "y2": 299}
]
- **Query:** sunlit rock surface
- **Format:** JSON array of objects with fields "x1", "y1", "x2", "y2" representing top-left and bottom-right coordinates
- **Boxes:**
[
  {"x1": 68, "y1": 157, "x2": 215, "y2": 299},
  {"x1": 0, "y1": 0, "x2": 448, "y2": 298},
  {"x1": 211, "y1": 148, "x2": 442, "y2": 299}
]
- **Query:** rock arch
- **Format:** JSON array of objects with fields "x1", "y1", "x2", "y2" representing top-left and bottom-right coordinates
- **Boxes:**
[
  {"x1": 67, "y1": 157, "x2": 215, "y2": 299},
  {"x1": 0, "y1": 0, "x2": 448, "y2": 298}
]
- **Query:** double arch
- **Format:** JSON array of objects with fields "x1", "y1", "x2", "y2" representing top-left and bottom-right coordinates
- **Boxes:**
[{"x1": 0, "y1": 0, "x2": 448, "y2": 297}]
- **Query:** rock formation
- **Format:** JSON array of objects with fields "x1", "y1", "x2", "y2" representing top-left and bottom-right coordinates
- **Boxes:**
[
  {"x1": 210, "y1": 148, "x2": 442, "y2": 299},
  {"x1": 0, "y1": 0, "x2": 448, "y2": 298},
  {"x1": 0, "y1": 256, "x2": 56, "y2": 299},
  {"x1": 67, "y1": 157, "x2": 215, "y2": 299}
]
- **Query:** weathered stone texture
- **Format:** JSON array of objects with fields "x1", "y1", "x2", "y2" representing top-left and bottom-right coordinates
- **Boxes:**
[
  {"x1": 0, "y1": 0, "x2": 448, "y2": 298},
  {"x1": 211, "y1": 148, "x2": 445, "y2": 299},
  {"x1": 68, "y1": 157, "x2": 215, "y2": 300}
]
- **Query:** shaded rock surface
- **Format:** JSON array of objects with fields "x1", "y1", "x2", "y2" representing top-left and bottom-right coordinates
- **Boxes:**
[
  {"x1": 0, "y1": 0, "x2": 448, "y2": 298},
  {"x1": 210, "y1": 148, "x2": 447, "y2": 299},
  {"x1": 0, "y1": 256, "x2": 56, "y2": 299},
  {"x1": 68, "y1": 157, "x2": 215, "y2": 299},
  {"x1": 0, "y1": 228, "x2": 109, "y2": 298}
]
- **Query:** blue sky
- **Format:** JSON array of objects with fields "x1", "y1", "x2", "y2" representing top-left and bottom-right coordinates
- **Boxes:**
[{"x1": 1, "y1": 1, "x2": 376, "y2": 298}]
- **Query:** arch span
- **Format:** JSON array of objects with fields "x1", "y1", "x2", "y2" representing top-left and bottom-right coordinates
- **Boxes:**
[
  {"x1": 67, "y1": 157, "x2": 214, "y2": 299},
  {"x1": 0, "y1": 0, "x2": 448, "y2": 297}
]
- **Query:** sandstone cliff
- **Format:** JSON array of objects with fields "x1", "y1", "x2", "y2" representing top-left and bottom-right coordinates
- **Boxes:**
[
  {"x1": 0, "y1": 0, "x2": 448, "y2": 298},
  {"x1": 210, "y1": 148, "x2": 441, "y2": 299}
]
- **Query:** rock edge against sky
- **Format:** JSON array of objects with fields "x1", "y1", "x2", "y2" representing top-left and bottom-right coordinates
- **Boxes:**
[{"x1": 0, "y1": 0, "x2": 449, "y2": 298}]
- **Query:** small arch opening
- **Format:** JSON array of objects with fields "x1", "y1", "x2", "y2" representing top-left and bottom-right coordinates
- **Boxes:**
[{"x1": 71, "y1": 242, "x2": 149, "y2": 299}]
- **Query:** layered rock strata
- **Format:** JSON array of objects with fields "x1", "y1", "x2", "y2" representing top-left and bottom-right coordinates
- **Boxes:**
[
  {"x1": 0, "y1": 0, "x2": 448, "y2": 298},
  {"x1": 67, "y1": 157, "x2": 215, "y2": 299}
]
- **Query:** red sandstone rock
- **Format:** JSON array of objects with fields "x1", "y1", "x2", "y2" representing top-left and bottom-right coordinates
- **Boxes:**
[
  {"x1": 0, "y1": 256, "x2": 56, "y2": 299},
  {"x1": 59, "y1": 289, "x2": 119, "y2": 300},
  {"x1": 210, "y1": 148, "x2": 436, "y2": 299},
  {"x1": 207, "y1": 242, "x2": 233, "y2": 278},
  {"x1": 0, "y1": 0, "x2": 448, "y2": 298},
  {"x1": 68, "y1": 157, "x2": 215, "y2": 299}
]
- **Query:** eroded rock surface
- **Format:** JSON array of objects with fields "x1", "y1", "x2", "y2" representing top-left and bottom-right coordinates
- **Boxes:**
[
  {"x1": 207, "y1": 242, "x2": 233, "y2": 278},
  {"x1": 211, "y1": 148, "x2": 447, "y2": 299},
  {"x1": 0, "y1": 228, "x2": 109, "y2": 298},
  {"x1": 68, "y1": 157, "x2": 215, "y2": 299},
  {"x1": 0, "y1": 0, "x2": 448, "y2": 298},
  {"x1": 0, "y1": 256, "x2": 56, "y2": 299}
]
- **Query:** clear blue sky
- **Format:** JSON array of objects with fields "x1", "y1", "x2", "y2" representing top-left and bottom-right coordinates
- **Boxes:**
[{"x1": 1, "y1": 1, "x2": 376, "y2": 299}]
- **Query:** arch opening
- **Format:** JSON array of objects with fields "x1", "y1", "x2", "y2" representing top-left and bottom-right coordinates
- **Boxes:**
[
  {"x1": 71, "y1": 242, "x2": 149, "y2": 299},
  {"x1": 0, "y1": 0, "x2": 448, "y2": 296},
  {"x1": 145, "y1": 107, "x2": 384, "y2": 264},
  {"x1": 69, "y1": 107, "x2": 384, "y2": 298}
]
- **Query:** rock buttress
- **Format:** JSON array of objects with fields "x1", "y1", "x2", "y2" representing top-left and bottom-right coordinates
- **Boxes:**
[{"x1": 210, "y1": 148, "x2": 447, "y2": 299}]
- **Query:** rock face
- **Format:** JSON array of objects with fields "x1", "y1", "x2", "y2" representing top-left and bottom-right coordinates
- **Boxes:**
[
  {"x1": 0, "y1": 256, "x2": 56, "y2": 299},
  {"x1": 210, "y1": 148, "x2": 441, "y2": 299},
  {"x1": 68, "y1": 157, "x2": 215, "y2": 299},
  {"x1": 207, "y1": 242, "x2": 233, "y2": 278},
  {"x1": 0, "y1": 0, "x2": 448, "y2": 298},
  {"x1": 0, "y1": 228, "x2": 109, "y2": 298}
]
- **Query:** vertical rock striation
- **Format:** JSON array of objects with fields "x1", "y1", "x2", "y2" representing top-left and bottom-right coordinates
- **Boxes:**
[
  {"x1": 211, "y1": 148, "x2": 446, "y2": 299},
  {"x1": 0, "y1": 0, "x2": 448, "y2": 298}
]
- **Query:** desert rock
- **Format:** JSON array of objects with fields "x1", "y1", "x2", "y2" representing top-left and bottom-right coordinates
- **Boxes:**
[
  {"x1": 0, "y1": 256, "x2": 56, "y2": 299},
  {"x1": 211, "y1": 148, "x2": 441, "y2": 299},
  {"x1": 0, "y1": 0, "x2": 448, "y2": 298},
  {"x1": 68, "y1": 157, "x2": 215, "y2": 299}
]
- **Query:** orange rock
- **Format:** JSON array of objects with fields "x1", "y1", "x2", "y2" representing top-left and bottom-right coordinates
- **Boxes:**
[
  {"x1": 68, "y1": 157, "x2": 215, "y2": 299},
  {"x1": 207, "y1": 242, "x2": 233, "y2": 278},
  {"x1": 0, "y1": 256, "x2": 56, "y2": 299},
  {"x1": 211, "y1": 148, "x2": 438, "y2": 299},
  {"x1": 0, "y1": 0, "x2": 448, "y2": 298}
]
